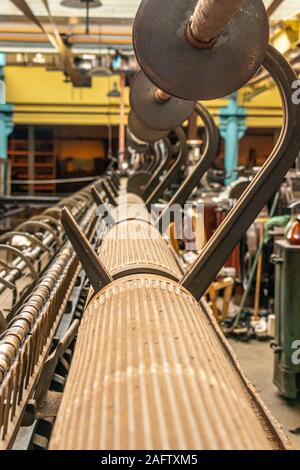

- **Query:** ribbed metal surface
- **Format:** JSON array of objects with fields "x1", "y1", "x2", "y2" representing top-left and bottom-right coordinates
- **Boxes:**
[
  {"x1": 99, "y1": 220, "x2": 181, "y2": 280},
  {"x1": 112, "y1": 192, "x2": 151, "y2": 223},
  {"x1": 112, "y1": 204, "x2": 152, "y2": 224},
  {"x1": 117, "y1": 193, "x2": 144, "y2": 206},
  {"x1": 50, "y1": 275, "x2": 288, "y2": 450}
]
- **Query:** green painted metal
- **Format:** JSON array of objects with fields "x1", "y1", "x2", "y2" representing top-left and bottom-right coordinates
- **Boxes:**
[
  {"x1": 219, "y1": 93, "x2": 246, "y2": 186},
  {"x1": 273, "y1": 239, "x2": 300, "y2": 398},
  {"x1": 0, "y1": 52, "x2": 14, "y2": 195}
]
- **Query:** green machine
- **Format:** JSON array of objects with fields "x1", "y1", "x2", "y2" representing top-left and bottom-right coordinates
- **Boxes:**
[{"x1": 272, "y1": 240, "x2": 300, "y2": 398}]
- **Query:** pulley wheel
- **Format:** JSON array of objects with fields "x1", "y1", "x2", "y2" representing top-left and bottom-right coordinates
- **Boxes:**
[
  {"x1": 128, "y1": 110, "x2": 168, "y2": 144},
  {"x1": 126, "y1": 128, "x2": 149, "y2": 152},
  {"x1": 133, "y1": 0, "x2": 269, "y2": 100},
  {"x1": 130, "y1": 71, "x2": 195, "y2": 131},
  {"x1": 127, "y1": 171, "x2": 151, "y2": 195}
]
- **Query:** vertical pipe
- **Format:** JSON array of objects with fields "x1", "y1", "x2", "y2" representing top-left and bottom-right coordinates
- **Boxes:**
[
  {"x1": 118, "y1": 71, "x2": 126, "y2": 173},
  {"x1": 220, "y1": 94, "x2": 246, "y2": 186},
  {"x1": 28, "y1": 125, "x2": 35, "y2": 196}
]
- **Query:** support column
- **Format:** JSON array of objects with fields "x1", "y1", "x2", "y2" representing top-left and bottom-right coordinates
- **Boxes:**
[
  {"x1": 219, "y1": 93, "x2": 246, "y2": 186},
  {"x1": 28, "y1": 125, "x2": 35, "y2": 196},
  {"x1": 0, "y1": 52, "x2": 14, "y2": 196}
]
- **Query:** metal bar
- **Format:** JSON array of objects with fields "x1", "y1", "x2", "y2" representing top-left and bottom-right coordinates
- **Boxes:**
[
  {"x1": 28, "y1": 125, "x2": 35, "y2": 196},
  {"x1": 188, "y1": 0, "x2": 246, "y2": 44},
  {"x1": 182, "y1": 45, "x2": 300, "y2": 300},
  {"x1": 118, "y1": 71, "x2": 126, "y2": 171},
  {"x1": 155, "y1": 88, "x2": 171, "y2": 103},
  {"x1": 267, "y1": 0, "x2": 284, "y2": 17}
]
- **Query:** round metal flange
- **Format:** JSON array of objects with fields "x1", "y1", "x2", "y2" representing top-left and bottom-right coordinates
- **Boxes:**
[
  {"x1": 130, "y1": 71, "x2": 195, "y2": 131},
  {"x1": 127, "y1": 171, "x2": 151, "y2": 195},
  {"x1": 133, "y1": 0, "x2": 269, "y2": 100},
  {"x1": 126, "y1": 128, "x2": 149, "y2": 152},
  {"x1": 128, "y1": 110, "x2": 168, "y2": 144}
]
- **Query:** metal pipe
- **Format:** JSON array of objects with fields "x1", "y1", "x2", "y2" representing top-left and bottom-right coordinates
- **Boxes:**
[{"x1": 187, "y1": 0, "x2": 246, "y2": 46}]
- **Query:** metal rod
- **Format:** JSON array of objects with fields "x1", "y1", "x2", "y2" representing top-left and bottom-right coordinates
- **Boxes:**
[
  {"x1": 188, "y1": 0, "x2": 246, "y2": 45},
  {"x1": 155, "y1": 88, "x2": 171, "y2": 103},
  {"x1": 118, "y1": 71, "x2": 126, "y2": 172}
]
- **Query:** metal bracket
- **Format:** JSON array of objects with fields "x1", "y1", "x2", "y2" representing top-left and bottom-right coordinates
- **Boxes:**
[
  {"x1": 34, "y1": 320, "x2": 80, "y2": 404},
  {"x1": 91, "y1": 186, "x2": 116, "y2": 229},
  {"x1": 61, "y1": 208, "x2": 113, "y2": 292},
  {"x1": 100, "y1": 180, "x2": 117, "y2": 207}
]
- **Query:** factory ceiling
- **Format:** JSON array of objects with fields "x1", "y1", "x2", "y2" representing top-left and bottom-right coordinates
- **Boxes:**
[{"x1": 0, "y1": 1, "x2": 299, "y2": 69}]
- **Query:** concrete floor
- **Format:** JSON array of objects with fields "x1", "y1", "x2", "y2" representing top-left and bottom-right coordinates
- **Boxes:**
[{"x1": 229, "y1": 339, "x2": 300, "y2": 450}]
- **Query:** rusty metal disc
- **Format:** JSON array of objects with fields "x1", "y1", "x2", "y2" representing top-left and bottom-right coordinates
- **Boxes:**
[
  {"x1": 130, "y1": 71, "x2": 195, "y2": 131},
  {"x1": 133, "y1": 0, "x2": 269, "y2": 100},
  {"x1": 126, "y1": 128, "x2": 149, "y2": 152},
  {"x1": 127, "y1": 171, "x2": 151, "y2": 195},
  {"x1": 128, "y1": 110, "x2": 168, "y2": 143}
]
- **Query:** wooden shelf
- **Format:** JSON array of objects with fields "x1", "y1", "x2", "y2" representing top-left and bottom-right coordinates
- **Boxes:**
[{"x1": 9, "y1": 134, "x2": 57, "y2": 194}]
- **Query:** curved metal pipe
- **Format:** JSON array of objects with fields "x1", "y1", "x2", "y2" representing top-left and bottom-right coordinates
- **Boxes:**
[
  {"x1": 146, "y1": 127, "x2": 188, "y2": 209},
  {"x1": 141, "y1": 138, "x2": 173, "y2": 200},
  {"x1": 155, "y1": 103, "x2": 219, "y2": 232},
  {"x1": 182, "y1": 45, "x2": 300, "y2": 299}
]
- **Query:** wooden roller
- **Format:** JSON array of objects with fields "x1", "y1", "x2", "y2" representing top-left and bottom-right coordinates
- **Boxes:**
[{"x1": 99, "y1": 219, "x2": 181, "y2": 281}]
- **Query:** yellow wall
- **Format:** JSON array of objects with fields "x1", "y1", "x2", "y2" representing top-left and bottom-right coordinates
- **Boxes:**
[
  {"x1": 5, "y1": 65, "x2": 284, "y2": 128},
  {"x1": 6, "y1": 66, "x2": 129, "y2": 126}
]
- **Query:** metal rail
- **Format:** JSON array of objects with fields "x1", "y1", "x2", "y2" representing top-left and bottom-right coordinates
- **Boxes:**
[
  {"x1": 0, "y1": 204, "x2": 98, "y2": 449},
  {"x1": 0, "y1": 185, "x2": 93, "y2": 328}
]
